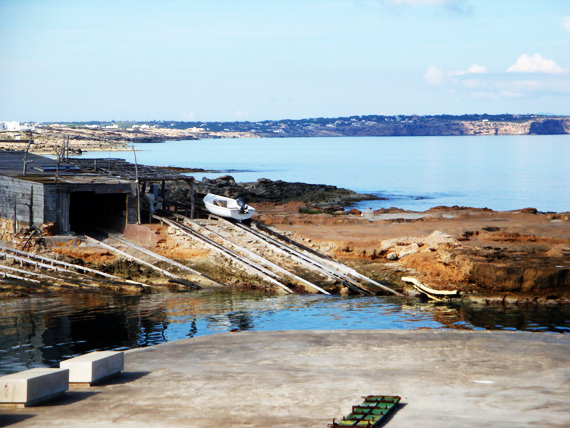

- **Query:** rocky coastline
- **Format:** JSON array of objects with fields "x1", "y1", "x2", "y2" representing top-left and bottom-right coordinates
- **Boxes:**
[
  {"x1": 1, "y1": 115, "x2": 568, "y2": 156},
  {"x1": 177, "y1": 175, "x2": 378, "y2": 208},
  {"x1": 251, "y1": 202, "x2": 570, "y2": 305}
]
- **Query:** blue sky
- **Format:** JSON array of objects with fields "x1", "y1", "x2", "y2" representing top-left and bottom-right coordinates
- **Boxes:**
[{"x1": 1, "y1": 0, "x2": 569, "y2": 122}]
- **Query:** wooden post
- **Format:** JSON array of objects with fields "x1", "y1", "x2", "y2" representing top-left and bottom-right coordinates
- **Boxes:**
[
  {"x1": 28, "y1": 187, "x2": 34, "y2": 226},
  {"x1": 190, "y1": 180, "x2": 196, "y2": 219},
  {"x1": 161, "y1": 180, "x2": 166, "y2": 211},
  {"x1": 22, "y1": 139, "x2": 34, "y2": 176},
  {"x1": 13, "y1": 200, "x2": 17, "y2": 234},
  {"x1": 132, "y1": 145, "x2": 141, "y2": 224},
  {"x1": 54, "y1": 143, "x2": 64, "y2": 183}
]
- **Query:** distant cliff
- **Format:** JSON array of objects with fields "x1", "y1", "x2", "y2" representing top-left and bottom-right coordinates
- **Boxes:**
[
  {"x1": 249, "y1": 117, "x2": 570, "y2": 138},
  {"x1": 139, "y1": 114, "x2": 569, "y2": 138},
  {"x1": 528, "y1": 119, "x2": 568, "y2": 135}
]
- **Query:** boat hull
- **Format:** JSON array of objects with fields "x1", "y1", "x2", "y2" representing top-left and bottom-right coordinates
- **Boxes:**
[{"x1": 203, "y1": 193, "x2": 255, "y2": 221}]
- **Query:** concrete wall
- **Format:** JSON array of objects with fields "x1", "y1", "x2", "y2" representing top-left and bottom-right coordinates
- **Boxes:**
[{"x1": 0, "y1": 176, "x2": 45, "y2": 227}]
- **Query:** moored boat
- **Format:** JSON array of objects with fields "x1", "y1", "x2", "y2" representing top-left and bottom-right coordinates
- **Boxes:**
[{"x1": 203, "y1": 193, "x2": 255, "y2": 221}]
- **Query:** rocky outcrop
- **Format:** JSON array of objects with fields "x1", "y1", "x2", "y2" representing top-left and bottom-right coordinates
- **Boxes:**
[
  {"x1": 188, "y1": 175, "x2": 377, "y2": 206},
  {"x1": 165, "y1": 175, "x2": 377, "y2": 207}
]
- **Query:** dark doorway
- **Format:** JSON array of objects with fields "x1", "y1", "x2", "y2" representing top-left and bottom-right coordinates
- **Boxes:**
[{"x1": 69, "y1": 192, "x2": 127, "y2": 233}]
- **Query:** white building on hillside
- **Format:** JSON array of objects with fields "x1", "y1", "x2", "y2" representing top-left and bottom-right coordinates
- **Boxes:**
[{"x1": 1, "y1": 121, "x2": 21, "y2": 131}]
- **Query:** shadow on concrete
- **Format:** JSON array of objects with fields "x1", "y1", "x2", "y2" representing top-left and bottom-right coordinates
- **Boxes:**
[
  {"x1": 376, "y1": 403, "x2": 407, "y2": 427},
  {"x1": 100, "y1": 371, "x2": 151, "y2": 386},
  {"x1": 0, "y1": 414, "x2": 36, "y2": 427},
  {"x1": 36, "y1": 391, "x2": 100, "y2": 407}
]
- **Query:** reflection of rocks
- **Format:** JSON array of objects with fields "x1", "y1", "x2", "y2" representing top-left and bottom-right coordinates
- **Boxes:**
[{"x1": 189, "y1": 175, "x2": 378, "y2": 206}]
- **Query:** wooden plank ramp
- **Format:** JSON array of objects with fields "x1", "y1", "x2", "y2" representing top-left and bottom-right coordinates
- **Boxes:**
[
  {"x1": 0, "y1": 246, "x2": 145, "y2": 286},
  {"x1": 0, "y1": 247, "x2": 146, "y2": 290},
  {"x1": 173, "y1": 214, "x2": 329, "y2": 295},
  {"x1": 92, "y1": 230, "x2": 224, "y2": 289},
  {"x1": 203, "y1": 215, "x2": 398, "y2": 296},
  {"x1": 154, "y1": 215, "x2": 294, "y2": 294},
  {"x1": 84, "y1": 235, "x2": 202, "y2": 290},
  {"x1": 206, "y1": 216, "x2": 372, "y2": 295},
  {"x1": 250, "y1": 220, "x2": 403, "y2": 297}
]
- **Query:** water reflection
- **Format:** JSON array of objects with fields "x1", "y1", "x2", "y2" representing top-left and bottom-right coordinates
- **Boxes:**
[{"x1": 1, "y1": 290, "x2": 569, "y2": 374}]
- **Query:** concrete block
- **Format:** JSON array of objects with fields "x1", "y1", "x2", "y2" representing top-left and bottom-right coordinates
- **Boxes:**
[
  {"x1": 60, "y1": 351, "x2": 124, "y2": 385},
  {"x1": 0, "y1": 368, "x2": 69, "y2": 407}
]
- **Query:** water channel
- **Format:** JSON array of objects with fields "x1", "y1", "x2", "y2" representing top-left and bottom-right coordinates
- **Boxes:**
[{"x1": 1, "y1": 289, "x2": 569, "y2": 375}]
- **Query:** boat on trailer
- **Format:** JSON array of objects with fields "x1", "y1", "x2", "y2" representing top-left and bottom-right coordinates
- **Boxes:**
[{"x1": 203, "y1": 193, "x2": 255, "y2": 221}]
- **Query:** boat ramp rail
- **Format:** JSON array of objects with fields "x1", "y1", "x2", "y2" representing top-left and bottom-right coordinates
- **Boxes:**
[{"x1": 156, "y1": 213, "x2": 401, "y2": 297}]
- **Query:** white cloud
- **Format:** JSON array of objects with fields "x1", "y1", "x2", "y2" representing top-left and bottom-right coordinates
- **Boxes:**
[
  {"x1": 564, "y1": 16, "x2": 570, "y2": 34},
  {"x1": 452, "y1": 64, "x2": 487, "y2": 77},
  {"x1": 233, "y1": 110, "x2": 250, "y2": 119},
  {"x1": 181, "y1": 112, "x2": 196, "y2": 120},
  {"x1": 424, "y1": 57, "x2": 569, "y2": 103},
  {"x1": 470, "y1": 91, "x2": 500, "y2": 100},
  {"x1": 424, "y1": 63, "x2": 487, "y2": 85},
  {"x1": 507, "y1": 54, "x2": 566, "y2": 74},
  {"x1": 510, "y1": 80, "x2": 541, "y2": 90},
  {"x1": 461, "y1": 79, "x2": 488, "y2": 89},
  {"x1": 391, "y1": 0, "x2": 446, "y2": 4},
  {"x1": 423, "y1": 65, "x2": 446, "y2": 86},
  {"x1": 389, "y1": 0, "x2": 471, "y2": 13},
  {"x1": 466, "y1": 64, "x2": 487, "y2": 74}
]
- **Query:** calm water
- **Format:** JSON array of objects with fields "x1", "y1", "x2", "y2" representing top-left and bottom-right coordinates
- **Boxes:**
[
  {"x1": 79, "y1": 135, "x2": 570, "y2": 212},
  {"x1": 1, "y1": 289, "x2": 569, "y2": 375},
  {"x1": 6, "y1": 135, "x2": 568, "y2": 374}
]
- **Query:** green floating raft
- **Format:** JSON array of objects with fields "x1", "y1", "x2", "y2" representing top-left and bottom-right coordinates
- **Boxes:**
[{"x1": 329, "y1": 395, "x2": 401, "y2": 427}]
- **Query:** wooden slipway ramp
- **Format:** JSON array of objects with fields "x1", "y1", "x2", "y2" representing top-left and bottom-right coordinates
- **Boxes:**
[
  {"x1": 154, "y1": 214, "x2": 401, "y2": 296},
  {"x1": 0, "y1": 245, "x2": 147, "y2": 293},
  {"x1": 84, "y1": 230, "x2": 223, "y2": 290}
]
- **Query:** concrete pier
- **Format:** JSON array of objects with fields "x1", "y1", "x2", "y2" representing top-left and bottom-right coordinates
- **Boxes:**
[{"x1": 1, "y1": 330, "x2": 569, "y2": 427}]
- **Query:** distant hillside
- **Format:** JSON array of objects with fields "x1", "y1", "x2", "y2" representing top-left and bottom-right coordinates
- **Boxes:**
[{"x1": 45, "y1": 114, "x2": 569, "y2": 139}]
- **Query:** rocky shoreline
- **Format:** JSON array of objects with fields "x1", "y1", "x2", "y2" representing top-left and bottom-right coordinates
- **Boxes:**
[
  {"x1": 253, "y1": 203, "x2": 570, "y2": 305},
  {"x1": 167, "y1": 174, "x2": 378, "y2": 208},
  {"x1": 0, "y1": 125, "x2": 256, "y2": 155}
]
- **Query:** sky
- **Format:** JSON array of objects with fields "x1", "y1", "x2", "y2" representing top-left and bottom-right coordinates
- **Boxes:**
[{"x1": 1, "y1": 0, "x2": 569, "y2": 122}]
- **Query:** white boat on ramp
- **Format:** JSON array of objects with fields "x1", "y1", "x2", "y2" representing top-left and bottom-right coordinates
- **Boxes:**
[{"x1": 203, "y1": 193, "x2": 256, "y2": 221}]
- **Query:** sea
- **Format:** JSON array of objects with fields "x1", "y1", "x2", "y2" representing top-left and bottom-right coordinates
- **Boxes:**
[
  {"x1": 2, "y1": 134, "x2": 569, "y2": 374},
  {"x1": 77, "y1": 134, "x2": 570, "y2": 212}
]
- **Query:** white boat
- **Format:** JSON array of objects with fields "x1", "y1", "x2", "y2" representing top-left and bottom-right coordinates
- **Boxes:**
[{"x1": 203, "y1": 193, "x2": 256, "y2": 221}]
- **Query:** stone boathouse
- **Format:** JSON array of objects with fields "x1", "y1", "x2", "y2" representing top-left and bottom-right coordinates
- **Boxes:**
[
  {"x1": 0, "y1": 151, "x2": 195, "y2": 239},
  {"x1": 0, "y1": 151, "x2": 137, "y2": 236}
]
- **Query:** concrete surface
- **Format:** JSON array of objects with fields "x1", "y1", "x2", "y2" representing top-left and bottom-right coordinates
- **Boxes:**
[
  {"x1": 0, "y1": 368, "x2": 68, "y2": 408},
  {"x1": 1, "y1": 330, "x2": 569, "y2": 427},
  {"x1": 60, "y1": 351, "x2": 124, "y2": 385}
]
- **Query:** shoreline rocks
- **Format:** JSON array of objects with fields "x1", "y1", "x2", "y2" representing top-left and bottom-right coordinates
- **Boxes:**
[{"x1": 172, "y1": 175, "x2": 379, "y2": 207}]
